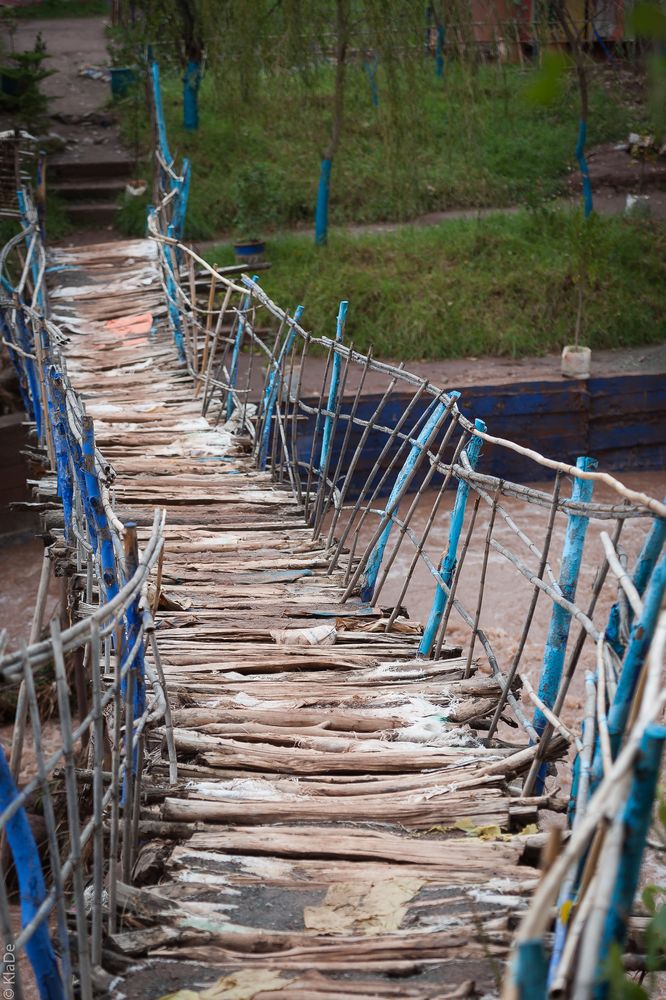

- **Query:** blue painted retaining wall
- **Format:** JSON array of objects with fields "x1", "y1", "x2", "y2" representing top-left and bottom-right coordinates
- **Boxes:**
[{"x1": 296, "y1": 371, "x2": 666, "y2": 494}]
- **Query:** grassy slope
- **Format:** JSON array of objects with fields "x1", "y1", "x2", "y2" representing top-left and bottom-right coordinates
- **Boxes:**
[
  {"x1": 204, "y1": 210, "x2": 666, "y2": 359},
  {"x1": 120, "y1": 61, "x2": 644, "y2": 240}
]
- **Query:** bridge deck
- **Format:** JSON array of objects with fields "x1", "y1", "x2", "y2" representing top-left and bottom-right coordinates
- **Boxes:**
[{"x1": 51, "y1": 239, "x2": 550, "y2": 1000}]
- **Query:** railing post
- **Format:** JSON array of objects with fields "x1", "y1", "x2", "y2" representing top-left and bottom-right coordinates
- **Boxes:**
[
  {"x1": 82, "y1": 415, "x2": 119, "y2": 602},
  {"x1": 512, "y1": 940, "x2": 548, "y2": 1000},
  {"x1": 227, "y1": 275, "x2": 259, "y2": 421},
  {"x1": 359, "y1": 398, "x2": 451, "y2": 604},
  {"x1": 46, "y1": 368, "x2": 73, "y2": 542},
  {"x1": 594, "y1": 724, "x2": 666, "y2": 999},
  {"x1": 165, "y1": 223, "x2": 186, "y2": 361},
  {"x1": 418, "y1": 417, "x2": 486, "y2": 658},
  {"x1": 0, "y1": 750, "x2": 64, "y2": 1000},
  {"x1": 258, "y1": 304, "x2": 304, "y2": 470},
  {"x1": 605, "y1": 506, "x2": 665, "y2": 655},
  {"x1": 150, "y1": 60, "x2": 172, "y2": 165},
  {"x1": 533, "y1": 456, "x2": 597, "y2": 738},
  {"x1": 605, "y1": 553, "x2": 666, "y2": 761},
  {"x1": 319, "y1": 300, "x2": 348, "y2": 476}
]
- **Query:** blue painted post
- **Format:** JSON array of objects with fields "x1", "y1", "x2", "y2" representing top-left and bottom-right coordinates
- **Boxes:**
[
  {"x1": 182, "y1": 60, "x2": 201, "y2": 131},
  {"x1": 259, "y1": 304, "x2": 305, "y2": 469},
  {"x1": 165, "y1": 223, "x2": 186, "y2": 361},
  {"x1": 46, "y1": 370, "x2": 73, "y2": 542},
  {"x1": 533, "y1": 456, "x2": 597, "y2": 738},
  {"x1": 593, "y1": 724, "x2": 666, "y2": 1000},
  {"x1": 605, "y1": 554, "x2": 666, "y2": 761},
  {"x1": 360, "y1": 399, "x2": 450, "y2": 603},
  {"x1": 173, "y1": 157, "x2": 191, "y2": 241},
  {"x1": 513, "y1": 940, "x2": 548, "y2": 1000},
  {"x1": 363, "y1": 55, "x2": 379, "y2": 107},
  {"x1": 576, "y1": 120, "x2": 593, "y2": 218},
  {"x1": 606, "y1": 507, "x2": 665, "y2": 656},
  {"x1": 16, "y1": 310, "x2": 41, "y2": 437},
  {"x1": 227, "y1": 275, "x2": 260, "y2": 421},
  {"x1": 418, "y1": 418, "x2": 486, "y2": 657},
  {"x1": 435, "y1": 24, "x2": 446, "y2": 77},
  {"x1": 319, "y1": 300, "x2": 348, "y2": 474},
  {"x1": 121, "y1": 524, "x2": 146, "y2": 781},
  {"x1": 17, "y1": 188, "x2": 43, "y2": 311},
  {"x1": 82, "y1": 416, "x2": 119, "y2": 603},
  {"x1": 0, "y1": 750, "x2": 64, "y2": 1000},
  {"x1": 315, "y1": 158, "x2": 332, "y2": 246},
  {"x1": 150, "y1": 61, "x2": 172, "y2": 164}
]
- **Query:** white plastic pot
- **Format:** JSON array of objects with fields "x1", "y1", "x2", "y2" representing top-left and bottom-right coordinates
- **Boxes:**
[{"x1": 561, "y1": 345, "x2": 591, "y2": 380}]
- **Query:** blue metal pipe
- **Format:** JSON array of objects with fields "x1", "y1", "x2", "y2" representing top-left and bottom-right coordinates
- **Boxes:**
[
  {"x1": 315, "y1": 158, "x2": 332, "y2": 246},
  {"x1": 418, "y1": 417, "x2": 486, "y2": 657},
  {"x1": 0, "y1": 750, "x2": 64, "y2": 1000},
  {"x1": 360, "y1": 399, "x2": 450, "y2": 603}
]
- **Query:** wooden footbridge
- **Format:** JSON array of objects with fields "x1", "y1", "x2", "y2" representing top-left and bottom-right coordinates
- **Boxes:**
[
  {"x1": 1, "y1": 66, "x2": 665, "y2": 1000},
  {"x1": 49, "y1": 235, "x2": 551, "y2": 999}
]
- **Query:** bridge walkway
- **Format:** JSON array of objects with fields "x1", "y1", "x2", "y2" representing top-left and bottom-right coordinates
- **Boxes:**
[{"x1": 51, "y1": 238, "x2": 551, "y2": 1000}]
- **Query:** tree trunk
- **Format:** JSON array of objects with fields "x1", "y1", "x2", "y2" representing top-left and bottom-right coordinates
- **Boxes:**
[
  {"x1": 176, "y1": 0, "x2": 203, "y2": 132},
  {"x1": 315, "y1": 0, "x2": 349, "y2": 246}
]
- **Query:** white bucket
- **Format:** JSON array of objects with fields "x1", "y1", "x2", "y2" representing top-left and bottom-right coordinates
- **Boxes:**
[{"x1": 561, "y1": 345, "x2": 591, "y2": 380}]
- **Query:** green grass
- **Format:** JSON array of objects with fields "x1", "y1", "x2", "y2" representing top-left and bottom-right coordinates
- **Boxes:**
[
  {"x1": 118, "y1": 60, "x2": 648, "y2": 239},
  {"x1": 6, "y1": 0, "x2": 109, "y2": 19},
  {"x1": 204, "y1": 210, "x2": 666, "y2": 359}
]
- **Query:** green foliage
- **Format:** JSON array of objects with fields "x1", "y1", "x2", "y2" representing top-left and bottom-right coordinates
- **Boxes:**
[
  {"x1": 119, "y1": 61, "x2": 641, "y2": 235},
  {"x1": 0, "y1": 31, "x2": 55, "y2": 122},
  {"x1": 605, "y1": 945, "x2": 648, "y2": 1000},
  {"x1": 204, "y1": 211, "x2": 666, "y2": 360},
  {"x1": 526, "y1": 51, "x2": 570, "y2": 106},
  {"x1": 231, "y1": 165, "x2": 280, "y2": 238}
]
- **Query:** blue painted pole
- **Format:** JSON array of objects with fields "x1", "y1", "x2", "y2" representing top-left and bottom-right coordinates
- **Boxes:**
[
  {"x1": 319, "y1": 300, "x2": 348, "y2": 474},
  {"x1": 606, "y1": 506, "x2": 665, "y2": 656},
  {"x1": 150, "y1": 61, "x2": 172, "y2": 164},
  {"x1": 576, "y1": 119, "x2": 593, "y2": 218},
  {"x1": 16, "y1": 310, "x2": 42, "y2": 439},
  {"x1": 605, "y1": 554, "x2": 666, "y2": 761},
  {"x1": 418, "y1": 418, "x2": 486, "y2": 657},
  {"x1": 533, "y1": 456, "x2": 597, "y2": 738},
  {"x1": 227, "y1": 275, "x2": 260, "y2": 421},
  {"x1": 82, "y1": 415, "x2": 119, "y2": 603},
  {"x1": 176, "y1": 157, "x2": 191, "y2": 240},
  {"x1": 363, "y1": 56, "x2": 379, "y2": 107},
  {"x1": 259, "y1": 304, "x2": 305, "y2": 469},
  {"x1": 165, "y1": 223, "x2": 186, "y2": 361},
  {"x1": 360, "y1": 399, "x2": 449, "y2": 603},
  {"x1": 435, "y1": 24, "x2": 446, "y2": 77},
  {"x1": 315, "y1": 158, "x2": 332, "y2": 246},
  {"x1": 593, "y1": 724, "x2": 666, "y2": 1000},
  {"x1": 182, "y1": 59, "x2": 201, "y2": 131},
  {"x1": 0, "y1": 750, "x2": 64, "y2": 1000},
  {"x1": 513, "y1": 940, "x2": 548, "y2": 1000},
  {"x1": 46, "y1": 370, "x2": 73, "y2": 542},
  {"x1": 121, "y1": 525, "x2": 146, "y2": 781}
]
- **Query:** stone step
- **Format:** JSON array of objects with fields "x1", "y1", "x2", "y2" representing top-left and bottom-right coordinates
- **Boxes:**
[
  {"x1": 64, "y1": 202, "x2": 118, "y2": 226},
  {"x1": 48, "y1": 153, "x2": 135, "y2": 182},
  {"x1": 51, "y1": 177, "x2": 127, "y2": 202}
]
